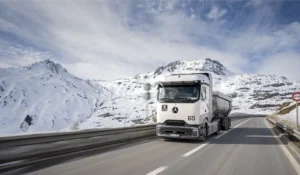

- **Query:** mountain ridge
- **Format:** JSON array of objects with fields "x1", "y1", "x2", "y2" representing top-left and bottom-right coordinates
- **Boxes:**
[
  {"x1": 1, "y1": 59, "x2": 299, "y2": 134},
  {"x1": 0, "y1": 60, "x2": 110, "y2": 134}
]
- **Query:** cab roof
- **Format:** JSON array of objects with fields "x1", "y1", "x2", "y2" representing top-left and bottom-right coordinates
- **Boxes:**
[{"x1": 163, "y1": 73, "x2": 211, "y2": 84}]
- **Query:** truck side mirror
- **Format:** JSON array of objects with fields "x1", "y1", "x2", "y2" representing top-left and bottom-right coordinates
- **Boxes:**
[{"x1": 201, "y1": 92, "x2": 206, "y2": 100}]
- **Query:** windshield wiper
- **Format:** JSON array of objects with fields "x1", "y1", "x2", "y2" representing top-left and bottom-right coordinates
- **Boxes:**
[
  {"x1": 174, "y1": 97, "x2": 192, "y2": 101},
  {"x1": 159, "y1": 98, "x2": 175, "y2": 102}
]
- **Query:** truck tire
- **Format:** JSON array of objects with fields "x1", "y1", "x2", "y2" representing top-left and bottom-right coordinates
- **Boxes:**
[
  {"x1": 198, "y1": 124, "x2": 208, "y2": 141},
  {"x1": 215, "y1": 121, "x2": 221, "y2": 135},
  {"x1": 226, "y1": 118, "x2": 229, "y2": 130},
  {"x1": 226, "y1": 118, "x2": 231, "y2": 130},
  {"x1": 223, "y1": 118, "x2": 230, "y2": 130}
]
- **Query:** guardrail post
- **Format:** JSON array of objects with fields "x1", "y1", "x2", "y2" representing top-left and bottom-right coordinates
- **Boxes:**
[
  {"x1": 143, "y1": 83, "x2": 151, "y2": 120},
  {"x1": 297, "y1": 103, "x2": 299, "y2": 130}
]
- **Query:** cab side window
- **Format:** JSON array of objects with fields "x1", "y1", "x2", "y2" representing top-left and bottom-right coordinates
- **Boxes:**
[{"x1": 201, "y1": 86, "x2": 206, "y2": 100}]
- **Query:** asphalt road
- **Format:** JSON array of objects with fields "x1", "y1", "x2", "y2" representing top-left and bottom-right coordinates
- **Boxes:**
[{"x1": 14, "y1": 117, "x2": 300, "y2": 175}]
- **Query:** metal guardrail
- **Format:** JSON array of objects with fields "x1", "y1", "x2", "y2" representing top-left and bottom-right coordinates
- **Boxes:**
[
  {"x1": 266, "y1": 117, "x2": 300, "y2": 140},
  {"x1": 0, "y1": 124, "x2": 156, "y2": 171},
  {"x1": 0, "y1": 124, "x2": 156, "y2": 148}
]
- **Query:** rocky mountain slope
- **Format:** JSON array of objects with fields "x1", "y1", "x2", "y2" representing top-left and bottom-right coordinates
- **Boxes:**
[
  {"x1": 1, "y1": 58, "x2": 299, "y2": 134},
  {"x1": 0, "y1": 60, "x2": 112, "y2": 134}
]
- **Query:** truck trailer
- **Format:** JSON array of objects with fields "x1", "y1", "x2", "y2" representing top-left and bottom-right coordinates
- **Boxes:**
[{"x1": 156, "y1": 72, "x2": 232, "y2": 141}]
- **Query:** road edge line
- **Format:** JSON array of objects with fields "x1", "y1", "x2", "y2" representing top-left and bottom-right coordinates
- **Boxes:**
[{"x1": 264, "y1": 119, "x2": 300, "y2": 175}]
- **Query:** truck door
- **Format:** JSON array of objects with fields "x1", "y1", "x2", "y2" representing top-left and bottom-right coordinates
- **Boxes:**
[{"x1": 200, "y1": 85, "x2": 209, "y2": 120}]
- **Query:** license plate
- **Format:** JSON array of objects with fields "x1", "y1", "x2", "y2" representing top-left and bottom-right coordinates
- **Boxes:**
[{"x1": 169, "y1": 134, "x2": 180, "y2": 137}]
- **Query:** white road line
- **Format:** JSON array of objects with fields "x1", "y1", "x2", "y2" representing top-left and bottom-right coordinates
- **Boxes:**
[
  {"x1": 215, "y1": 118, "x2": 252, "y2": 139},
  {"x1": 264, "y1": 119, "x2": 300, "y2": 175},
  {"x1": 182, "y1": 118, "x2": 252, "y2": 158},
  {"x1": 146, "y1": 166, "x2": 167, "y2": 175},
  {"x1": 245, "y1": 135, "x2": 278, "y2": 138},
  {"x1": 182, "y1": 143, "x2": 209, "y2": 157}
]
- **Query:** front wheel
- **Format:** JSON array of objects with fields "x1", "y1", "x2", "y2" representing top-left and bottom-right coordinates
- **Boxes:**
[{"x1": 198, "y1": 124, "x2": 207, "y2": 141}]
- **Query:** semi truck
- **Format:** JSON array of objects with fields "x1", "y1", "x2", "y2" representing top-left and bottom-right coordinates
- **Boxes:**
[{"x1": 156, "y1": 72, "x2": 232, "y2": 141}]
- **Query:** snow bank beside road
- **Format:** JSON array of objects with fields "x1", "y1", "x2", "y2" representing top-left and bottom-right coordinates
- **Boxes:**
[{"x1": 277, "y1": 102, "x2": 299, "y2": 123}]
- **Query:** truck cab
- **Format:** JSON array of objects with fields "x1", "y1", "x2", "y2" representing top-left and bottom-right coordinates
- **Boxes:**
[{"x1": 156, "y1": 72, "x2": 231, "y2": 141}]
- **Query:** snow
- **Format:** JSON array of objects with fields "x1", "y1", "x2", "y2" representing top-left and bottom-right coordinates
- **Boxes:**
[
  {"x1": 92, "y1": 58, "x2": 300, "y2": 123},
  {"x1": 0, "y1": 60, "x2": 112, "y2": 134},
  {"x1": 277, "y1": 102, "x2": 299, "y2": 123},
  {"x1": 1, "y1": 58, "x2": 299, "y2": 135}
]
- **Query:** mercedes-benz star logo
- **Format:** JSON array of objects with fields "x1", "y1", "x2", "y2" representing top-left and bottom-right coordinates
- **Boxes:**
[{"x1": 172, "y1": 107, "x2": 178, "y2": 113}]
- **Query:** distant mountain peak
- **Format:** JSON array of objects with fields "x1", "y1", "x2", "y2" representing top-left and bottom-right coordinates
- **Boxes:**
[
  {"x1": 204, "y1": 58, "x2": 224, "y2": 68},
  {"x1": 24, "y1": 59, "x2": 68, "y2": 74},
  {"x1": 153, "y1": 58, "x2": 231, "y2": 77}
]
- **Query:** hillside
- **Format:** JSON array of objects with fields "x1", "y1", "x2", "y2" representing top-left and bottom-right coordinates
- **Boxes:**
[
  {"x1": 0, "y1": 60, "x2": 112, "y2": 134},
  {"x1": 1, "y1": 58, "x2": 299, "y2": 134}
]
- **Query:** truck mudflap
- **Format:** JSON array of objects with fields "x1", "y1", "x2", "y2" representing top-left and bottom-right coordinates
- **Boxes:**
[{"x1": 156, "y1": 124, "x2": 203, "y2": 139}]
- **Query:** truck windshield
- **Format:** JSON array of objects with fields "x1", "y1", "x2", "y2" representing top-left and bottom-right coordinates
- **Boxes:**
[{"x1": 157, "y1": 85, "x2": 200, "y2": 103}]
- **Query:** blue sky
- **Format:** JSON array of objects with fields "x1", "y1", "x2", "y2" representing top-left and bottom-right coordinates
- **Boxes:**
[{"x1": 0, "y1": 0, "x2": 300, "y2": 80}]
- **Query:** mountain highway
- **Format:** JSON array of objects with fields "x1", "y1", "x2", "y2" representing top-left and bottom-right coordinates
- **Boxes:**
[{"x1": 8, "y1": 117, "x2": 300, "y2": 175}]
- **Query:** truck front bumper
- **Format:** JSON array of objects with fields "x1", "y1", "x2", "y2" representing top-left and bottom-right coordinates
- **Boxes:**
[{"x1": 156, "y1": 124, "x2": 201, "y2": 139}]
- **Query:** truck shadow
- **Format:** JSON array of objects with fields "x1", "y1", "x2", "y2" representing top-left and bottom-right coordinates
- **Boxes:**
[
  {"x1": 164, "y1": 121, "x2": 294, "y2": 146},
  {"x1": 164, "y1": 127, "x2": 290, "y2": 145},
  {"x1": 209, "y1": 126, "x2": 290, "y2": 145},
  {"x1": 163, "y1": 139, "x2": 202, "y2": 144}
]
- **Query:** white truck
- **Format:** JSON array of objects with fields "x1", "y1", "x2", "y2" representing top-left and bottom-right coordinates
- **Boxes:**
[{"x1": 156, "y1": 72, "x2": 232, "y2": 141}]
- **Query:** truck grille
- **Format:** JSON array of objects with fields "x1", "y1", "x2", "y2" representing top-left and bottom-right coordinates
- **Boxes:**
[
  {"x1": 165, "y1": 120, "x2": 185, "y2": 126},
  {"x1": 160, "y1": 127, "x2": 193, "y2": 136}
]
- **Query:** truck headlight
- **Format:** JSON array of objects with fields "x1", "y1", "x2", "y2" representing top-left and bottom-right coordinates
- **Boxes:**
[
  {"x1": 156, "y1": 127, "x2": 161, "y2": 134},
  {"x1": 192, "y1": 128, "x2": 198, "y2": 136}
]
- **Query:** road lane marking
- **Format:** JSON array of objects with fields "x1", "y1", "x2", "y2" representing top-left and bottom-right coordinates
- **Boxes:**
[
  {"x1": 182, "y1": 143, "x2": 209, "y2": 157},
  {"x1": 146, "y1": 166, "x2": 167, "y2": 175},
  {"x1": 264, "y1": 119, "x2": 300, "y2": 175},
  {"x1": 182, "y1": 118, "x2": 252, "y2": 158},
  {"x1": 214, "y1": 118, "x2": 252, "y2": 139},
  {"x1": 245, "y1": 135, "x2": 278, "y2": 138}
]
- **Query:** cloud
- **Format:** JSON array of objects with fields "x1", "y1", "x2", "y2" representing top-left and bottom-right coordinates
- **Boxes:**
[
  {"x1": 0, "y1": 0, "x2": 245, "y2": 79},
  {"x1": 0, "y1": 40, "x2": 55, "y2": 68},
  {"x1": 0, "y1": 0, "x2": 299, "y2": 81},
  {"x1": 257, "y1": 52, "x2": 300, "y2": 81},
  {"x1": 245, "y1": 0, "x2": 264, "y2": 7},
  {"x1": 206, "y1": 6, "x2": 227, "y2": 19}
]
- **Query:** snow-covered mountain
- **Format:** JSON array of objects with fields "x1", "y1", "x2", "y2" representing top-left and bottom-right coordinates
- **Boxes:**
[
  {"x1": 79, "y1": 58, "x2": 300, "y2": 130},
  {"x1": 1, "y1": 58, "x2": 299, "y2": 134},
  {"x1": 0, "y1": 60, "x2": 112, "y2": 134}
]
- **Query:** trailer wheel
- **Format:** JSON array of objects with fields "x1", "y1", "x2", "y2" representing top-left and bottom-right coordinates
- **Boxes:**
[
  {"x1": 215, "y1": 121, "x2": 221, "y2": 135},
  {"x1": 226, "y1": 118, "x2": 231, "y2": 130},
  {"x1": 226, "y1": 118, "x2": 229, "y2": 130}
]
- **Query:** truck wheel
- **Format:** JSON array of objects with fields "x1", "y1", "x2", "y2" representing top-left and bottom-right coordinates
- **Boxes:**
[
  {"x1": 215, "y1": 122, "x2": 220, "y2": 135},
  {"x1": 198, "y1": 124, "x2": 207, "y2": 141},
  {"x1": 226, "y1": 118, "x2": 231, "y2": 130},
  {"x1": 204, "y1": 124, "x2": 208, "y2": 140},
  {"x1": 226, "y1": 121, "x2": 229, "y2": 130},
  {"x1": 224, "y1": 118, "x2": 229, "y2": 130}
]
